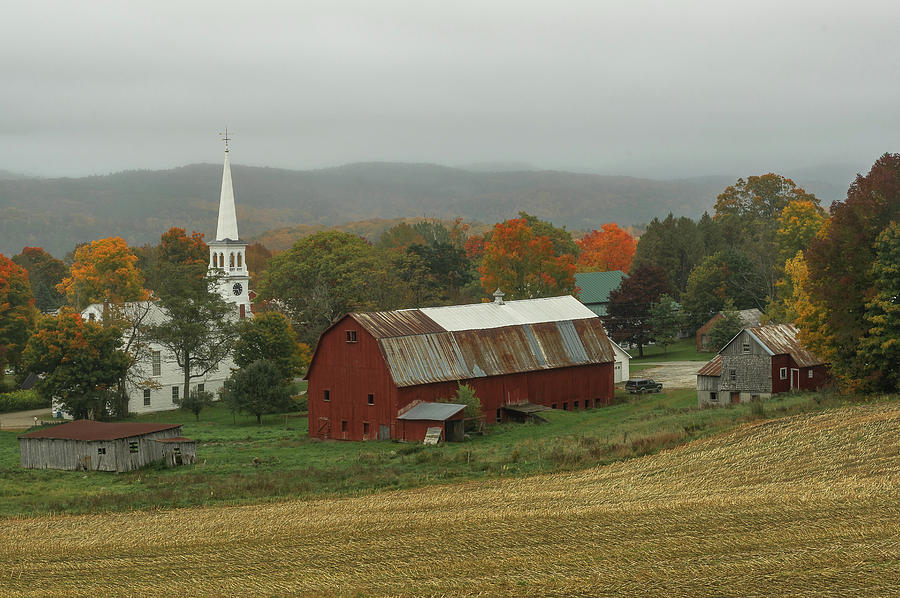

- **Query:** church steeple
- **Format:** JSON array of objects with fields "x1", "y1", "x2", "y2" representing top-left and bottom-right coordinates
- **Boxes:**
[{"x1": 215, "y1": 130, "x2": 239, "y2": 241}]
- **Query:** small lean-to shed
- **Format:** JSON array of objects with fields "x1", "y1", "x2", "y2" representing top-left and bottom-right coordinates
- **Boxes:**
[
  {"x1": 19, "y1": 420, "x2": 196, "y2": 472},
  {"x1": 396, "y1": 402, "x2": 467, "y2": 442}
]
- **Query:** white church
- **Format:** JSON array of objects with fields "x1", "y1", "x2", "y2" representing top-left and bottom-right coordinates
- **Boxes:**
[{"x1": 80, "y1": 141, "x2": 252, "y2": 415}]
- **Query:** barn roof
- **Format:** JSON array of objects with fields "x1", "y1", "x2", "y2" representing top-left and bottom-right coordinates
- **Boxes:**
[
  {"x1": 574, "y1": 271, "x2": 626, "y2": 304},
  {"x1": 346, "y1": 295, "x2": 615, "y2": 388},
  {"x1": 697, "y1": 355, "x2": 722, "y2": 377},
  {"x1": 745, "y1": 324, "x2": 824, "y2": 367},
  {"x1": 19, "y1": 420, "x2": 182, "y2": 441},
  {"x1": 397, "y1": 402, "x2": 466, "y2": 421}
]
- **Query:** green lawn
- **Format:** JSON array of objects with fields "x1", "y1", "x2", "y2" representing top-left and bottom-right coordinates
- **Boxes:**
[
  {"x1": 629, "y1": 337, "x2": 712, "y2": 362},
  {"x1": 2, "y1": 388, "x2": 882, "y2": 518}
]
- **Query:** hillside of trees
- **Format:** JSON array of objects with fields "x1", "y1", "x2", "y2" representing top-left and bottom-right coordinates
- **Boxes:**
[{"x1": 0, "y1": 161, "x2": 849, "y2": 256}]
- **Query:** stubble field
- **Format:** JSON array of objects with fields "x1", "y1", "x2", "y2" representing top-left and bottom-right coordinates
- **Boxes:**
[{"x1": 1, "y1": 402, "x2": 898, "y2": 597}]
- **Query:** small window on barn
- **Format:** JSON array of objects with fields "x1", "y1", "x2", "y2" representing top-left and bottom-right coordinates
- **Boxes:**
[
  {"x1": 552, "y1": 403, "x2": 557, "y2": 410},
  {"x1": 709, "y1": 392, "x2": 718, "y2": 402},
  {"x1": 751, "y1": 394, "x2": 760, "y2": 401},
  {"x1": 323, "y1": 389, "x2": 330, "y2": 402},
  {"x1": 808, "y1": 370, "x2": 813, "y2": 379},
  {"x1": 780, "y1": 367, "x2": 787, "y2": 380},
  {"x1": 173, "y1": 447, "x2": 182, "y2": 456},
  {"x1": 172, "y1": 386, "x2": 179, "y2": 403},
  {"x1": 129, "y1": 441, "x2": 139, "y2": 454},
  {"x1": 151, "y1": 351, "x2": 161, "y2": 376},
  {"x1": 742, "y1": 342, "x2": 751, "y2": 354},
  {"x1": 729, "y1": 369, "x2": 736, "y2": 382},
  {"x1": 367, "y1": 393, "x2": 374, "y2": 405},
  {"x1": 363, "y1": 422, "x2": 370, "y2": 439},
  {"x1": 346, "y1": 330, "x2": 357, "y2": 343},
  {"x1": 496, "y1": 408, "x2": 502, "y2": 422},
  {"x1": 97, "y1": 447, "x2": 106, "y2": 455},
  {"x1": 341, "y1": 420, "x2": 348, "y2": 433},
  {"x1": 563, "y1": 402, "x2": 568, "y2": 411},
  {"x1": 143, "y1": 389, "x2": 151, "y2": 406},
  {"x1": 574, "y1": 400, "x2": 579, "y2": 410}
]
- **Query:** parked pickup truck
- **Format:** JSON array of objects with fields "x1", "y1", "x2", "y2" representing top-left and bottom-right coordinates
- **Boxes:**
[{"x1": 625, "y1": 378, "x2": 663, "y2": 394}]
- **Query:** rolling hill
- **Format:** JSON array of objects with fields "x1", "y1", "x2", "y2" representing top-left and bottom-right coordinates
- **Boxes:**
[{"x1": 0, "y1": 161, "x2": 853, "y2": 256}]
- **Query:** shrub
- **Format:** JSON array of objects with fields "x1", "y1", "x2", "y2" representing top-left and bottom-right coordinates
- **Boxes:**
[{"x1": 0, "y1": 389, "x2": 48, "y2": 413}]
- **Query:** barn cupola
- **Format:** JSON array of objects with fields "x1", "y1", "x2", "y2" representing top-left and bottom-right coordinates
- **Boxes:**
[
  {"x1": 493, "y1": 289, "x2": 505, "y2": 305},
  {"x1": 207, "y1": 129, "x2": 252, "y2": 317}
]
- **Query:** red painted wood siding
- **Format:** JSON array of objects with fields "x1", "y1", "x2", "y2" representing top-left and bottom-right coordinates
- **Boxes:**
[{"x1": 771, "y1": 355, "x2": 829, "y2": 394}]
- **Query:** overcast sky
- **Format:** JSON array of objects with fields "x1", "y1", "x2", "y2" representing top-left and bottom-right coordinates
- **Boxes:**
[{"x1": 2, "y1": 0, "x2": 898, "y2": 178}]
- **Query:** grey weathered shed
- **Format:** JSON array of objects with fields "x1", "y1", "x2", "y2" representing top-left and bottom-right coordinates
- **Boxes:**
[{"x1": 19, "y1": 420, "x2": 196, "y2": 472}]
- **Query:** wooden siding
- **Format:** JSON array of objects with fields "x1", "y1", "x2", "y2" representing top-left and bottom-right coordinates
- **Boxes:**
[{"x1": 19, "y1": 428, "x2": 194, "y2": 472}]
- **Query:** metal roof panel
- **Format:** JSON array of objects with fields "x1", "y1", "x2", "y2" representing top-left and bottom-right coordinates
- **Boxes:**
[{"x1": 397, "y1": 402, "x2": 467, "y2": 421}]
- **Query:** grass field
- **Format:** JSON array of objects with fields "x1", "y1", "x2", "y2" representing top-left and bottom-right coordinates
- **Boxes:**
[
  {"x1": 0, "y1": 389, "x2": 871, "y2": 518},
  {"x1": 0, "y1": 401, "x2": 897, "y2": 597}
]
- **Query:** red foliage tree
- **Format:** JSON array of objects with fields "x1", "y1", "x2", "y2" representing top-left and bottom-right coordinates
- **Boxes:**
[
  {"x1": 603, "y1": 263, "x2": 671, "y2": 357},
  {"x1": 0, "y1": 254, "x2": 38, "y2": 381},
  {"x1": 576, "y1": 223, "x2": 637, "y2": 273}
]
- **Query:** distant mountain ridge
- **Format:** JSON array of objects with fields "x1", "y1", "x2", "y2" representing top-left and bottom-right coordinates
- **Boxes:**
[{"x1": 0, "y1": 161, "x2": 851, "y2": 256}]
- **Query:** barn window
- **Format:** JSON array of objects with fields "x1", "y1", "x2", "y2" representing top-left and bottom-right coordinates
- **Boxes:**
[
  {"x1": 552, "y1": 403, "x2": 557, "y2": 410},
  {"x1": 729, "y1": 369, "x2": 736, "y2": 382},
  {"x1": 574, "y1": 400, "x2": 579, "y2": 410},
  {"x1": 563, "y1": 402, "x2": 568, "y2": 411},
  {"x1": 709, "y1": 392, "x2": 718, "y2": 402},
  {"x1": 97, "y1": 447, "x2": 106, "y2": 455},
  {"x1": 367, "y1": 393, "x2": 374, "y2": 405},
  {"x1": 742, "y1": 342, "x2": 750, "y2": 354},
  {"x1": 346, "y1": 330, "x2": 357, "y2": 343},
  {"x1": 129, "y1": 441, "x2": 139, "y2": 454},
  {"x1": 780, "y1": 367, "x2": 787, "y2": 380},
  {"x1": 172, "y1": 386, "x2": 179, "y2": 403},
  {"x1": 808, "y1": 370, "x2": 813, "y2": 379},
  {"x1": 496, "y1": 408, "x2": 502, "y2": 422},
  {"x1": 173, "y1": 447, "x2": 182, "y2": 456},
  {"x1": 363, "y1": 422, "x2": 370, "y2": 439},
  {"x1": 151, "y1": 351, "x2": 161, "y2": 376},
  {"x1": 341, "y1": 420, "x2": 348, "y2": 432},
  {"x1": 323, "y1": 389, "x2": 330, "y2": 402},
  {"x1": 143, "y1": 389, "x2": 151, "y2": 406}
]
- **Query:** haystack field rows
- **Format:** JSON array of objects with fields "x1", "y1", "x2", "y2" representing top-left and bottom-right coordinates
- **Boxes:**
[{"x1": 2, "y1": 403, "x2": 898, "y2": 597}]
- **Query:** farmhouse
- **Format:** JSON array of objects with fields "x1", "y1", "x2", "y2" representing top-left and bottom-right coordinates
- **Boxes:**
[
  {"x1": 19, "y1": 419, "x2": 195, "y2": 472},
  {"x1": 306, "y1": 292, "x2": 616, "y2": 442},
  {"x1": 696, "y1": 308, "x2": 763, "y2": 351},
  {"x1": 574, "y1": 270, "x2": 626, "y2": 316},
  {"x1": 697, "y1": 323, "x2": 829, "y2": 407}
]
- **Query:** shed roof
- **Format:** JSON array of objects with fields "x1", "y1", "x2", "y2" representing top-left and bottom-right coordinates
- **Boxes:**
[
  {"x1": 19, "y1": 420, "x2": 182, "y2": 441},
  {"x1": 397, "y1": 402, "x2": 467, "y2": 421},
  {"x1": 745, "y1": 324, "x2": 824, "y2": 367},
  {"x1": 697, "y1": 355, "x2": 722, "y2": 377},
  {"x1": 574, "y1": 271, "x2": 626, "y2": 304}
]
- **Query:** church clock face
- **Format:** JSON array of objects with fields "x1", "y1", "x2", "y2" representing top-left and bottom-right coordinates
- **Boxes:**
[{"x1": 232, "y1": 282, "x2": 243, "y2": 296}]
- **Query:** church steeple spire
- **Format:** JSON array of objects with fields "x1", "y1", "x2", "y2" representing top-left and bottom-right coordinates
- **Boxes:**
[{"x1": 215, "y1": 129, "x2": 239, "y2": 241}]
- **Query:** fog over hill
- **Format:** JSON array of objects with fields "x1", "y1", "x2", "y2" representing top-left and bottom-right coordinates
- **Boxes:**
[{"x1": 0, "y1": 162, "x2": 855, "y2": 257}]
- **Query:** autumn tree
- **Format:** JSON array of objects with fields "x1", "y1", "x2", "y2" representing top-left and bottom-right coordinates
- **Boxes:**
[
  {"x1": 245, "y1": 242, "x2": 272, "y2": 286},
  {"x1": 376, "y1": 222, "x2": 426, "y2": 250},
  {"x1": 479, "y1": 217, "x2": 577, "y2": 300},
  {"x1": 222, "y1": 359, "x2": 295, "y2": 424},
  {"x1": 804, "y1": 153, "x2": 900, "y2": 388},
  {"x1": 57, "y1": 237, "x2": 147, "y2": 309},
  {"x1": 576, "y1": 223, "x2": 636, "y2": 273},
  {"x1": 12, "y1": 247, "x2": 67, "y2": 312},
  {"x1": 22, "y1": 309, "x2": 129, "y2": 419},
  {"x1": 0, "y1": 255, "x2": 38, "y2": 383},
  {"x1": 603, "y1": 263, "x2": 670, "y2": 357},
  {"x1": 857, "y1": 222, "x2": 900, "y2": 392},
  {"x1": 775, "y1": 199, "x2": 826, "y2": 263},
  {"x1": 518, "y1": 212, "x2": 579, "y2": 257},
  {"x1": 234, "y1": 312, "x2": 309, "y2": 383}
]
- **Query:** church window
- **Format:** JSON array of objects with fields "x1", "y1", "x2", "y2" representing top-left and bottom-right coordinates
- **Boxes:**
[
  {"x1": 172, "y1": 386, "x2": 179, "y2": 403},
  {"x1": 212, "y1": 253, "x2": 217, "y2": 268},
  {"x1": 143, "y1": 389, "x2": 151, "y2": 406},
  {"x1": 151, "y1": 351, "x2": 161, "y2": 376},
  {"x1": 237, "y1": 253, "x2": 242, "y2": 268},
  {"x1": 219, "y1": 252, "x2": 224, "y2": 267},
  {"x1": 230, "y1": 253, "x2": 235, "y2": 268}
]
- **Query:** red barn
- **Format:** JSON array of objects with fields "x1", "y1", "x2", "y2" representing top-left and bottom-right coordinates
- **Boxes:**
[
  {"x1": 696, "y1": 323, "x2": 830, "y2": 406},
  {"x1": 306, "y1": 294, "x2": 616, "y2": 441}
]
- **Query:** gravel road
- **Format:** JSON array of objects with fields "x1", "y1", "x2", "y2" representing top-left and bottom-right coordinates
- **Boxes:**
[{"x1": 630, "y1": 361, "x2": 707, "y2": 389}]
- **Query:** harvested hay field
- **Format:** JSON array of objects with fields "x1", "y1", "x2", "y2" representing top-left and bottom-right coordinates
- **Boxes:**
[{"x1": 1, "y1": 403, "x2": 898, "y2": 597}]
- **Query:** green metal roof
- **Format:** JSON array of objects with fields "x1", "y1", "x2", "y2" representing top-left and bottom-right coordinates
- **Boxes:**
[{"x1": 575, "y1": 271, "x2": 627, "y2": 305}]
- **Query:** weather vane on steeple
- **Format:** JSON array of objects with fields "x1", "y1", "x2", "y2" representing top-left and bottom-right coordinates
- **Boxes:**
[{"x1": 219, "y1": 127, "x2": 232, "y2": 153}]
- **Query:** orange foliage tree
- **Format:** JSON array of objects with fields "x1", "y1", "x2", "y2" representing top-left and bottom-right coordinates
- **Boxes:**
[
  {"x1": 159, "y1": 227, "x2": 207, "y2": 267},
  {"x1": 576, "y1": 223, "x2": 636, "y2": 273},
  {"x1": 0, "y1": 254, "x2": 38, "y2": 381},
  {"x1": 479, "y1": 218, "x2": 576, "y2": 300},
  {"x1": 57, "y1": 237, "x2": 148, "y2": 309}
]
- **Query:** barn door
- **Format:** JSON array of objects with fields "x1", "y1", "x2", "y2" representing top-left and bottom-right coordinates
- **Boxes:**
[
  {"x1": 379, "y1": 425, "x2": 391, "y2": 440},
  {"x1": 317, "y1": 417, "x2": 330, "y2": 439},
  {"x1": 790, "y1": 369, "x2": 799, "y2": 391},
  {"x1": 730, "y1": 392, "x2": 740, "y2": 404}
]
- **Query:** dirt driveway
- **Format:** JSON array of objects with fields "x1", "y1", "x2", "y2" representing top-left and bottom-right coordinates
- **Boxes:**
[
  {"x1": 631, "y1": 361, "x2": 705, "y2": 389},
  {"x1": 0, "y1": 409, "x2": 52, "y2": 431}
]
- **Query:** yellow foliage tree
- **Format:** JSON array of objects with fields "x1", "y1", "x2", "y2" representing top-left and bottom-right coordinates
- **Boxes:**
[{"x1": 57, "y1": 237, "x2": 148, "y2": 309}]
